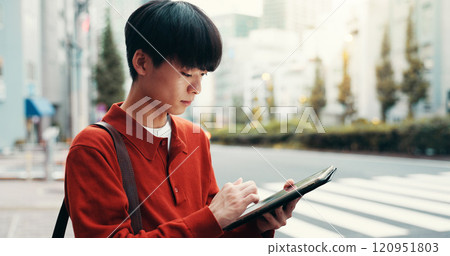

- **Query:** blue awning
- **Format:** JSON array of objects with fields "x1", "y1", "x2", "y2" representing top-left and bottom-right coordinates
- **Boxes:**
[{"x1": 25, "y1": 97, "x2": 55, "y2": 117}]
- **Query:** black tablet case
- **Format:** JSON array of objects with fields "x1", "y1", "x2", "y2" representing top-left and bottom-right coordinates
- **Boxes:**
[{"x1": 223, "y1": 166, "x2": 337, "y2": 231}]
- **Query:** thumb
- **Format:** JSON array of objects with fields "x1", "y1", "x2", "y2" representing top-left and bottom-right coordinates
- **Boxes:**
[
  {"x1": 284, "y1": 179, "x2": 296, "y2": 191},
  {"x1": 233, "y1": 177, "x2": 243, "y2": 185}
]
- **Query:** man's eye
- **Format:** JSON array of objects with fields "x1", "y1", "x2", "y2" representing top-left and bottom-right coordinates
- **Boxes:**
[
  {"x1": 181, "y1": 72, "x2": 192, "y2": 77},
  {"x1": 201, "y1": 73, "x2": 208, "y2": 77}
]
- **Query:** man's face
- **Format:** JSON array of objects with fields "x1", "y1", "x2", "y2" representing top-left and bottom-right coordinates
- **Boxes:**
[{"x1": 141, "y1": 59, "x2": 207, "y2": 115}]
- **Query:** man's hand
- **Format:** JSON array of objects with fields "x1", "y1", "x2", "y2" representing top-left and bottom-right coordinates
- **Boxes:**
[
  {"x1": 209, "y1": 178, "x2": 260, "y2": 229},
  {"x1": 255, "y1": 179, "x2": 301, "y2": 233}
]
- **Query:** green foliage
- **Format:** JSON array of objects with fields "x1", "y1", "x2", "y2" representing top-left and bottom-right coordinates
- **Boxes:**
[
  {"x1": 232, "y1": 96, "x2": 249, "y2": 125},
  {"x1": 337, "y1": 50, "x2": 356, "y2": 124},
  {"x1": 95, "y1": 10, "x2": 125, "y2": 109},
  {"x1": 401, "y1": 7, "x2": 429, "y2": 119},
  {"x1": 210, "y1": 117, "x2": 450, "y2": 156},
  {"x1": 376, "y1": 25, "x2": 398, "y2": 122},
  {"x1": 309, "y1": 57, "x2": 327, "y2": 118},
  {"x1": 251, "y1": 95, "x2": 263, "y2": 123}
]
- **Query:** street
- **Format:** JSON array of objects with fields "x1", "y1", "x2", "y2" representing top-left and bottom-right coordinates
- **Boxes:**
[
  {"x1": 0, "y1": 144, "x2": 449, "y2": 238},
  {"x1": 211, "y1": 145, "x2": 450, "y2": 238}
]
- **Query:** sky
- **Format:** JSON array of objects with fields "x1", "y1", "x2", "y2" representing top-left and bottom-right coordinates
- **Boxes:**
[{"x1": 182, "y1": 0, "x2": 263, "y2": 17}]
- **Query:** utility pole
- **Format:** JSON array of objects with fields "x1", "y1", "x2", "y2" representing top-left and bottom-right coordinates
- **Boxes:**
[{"x1": 65, "y1": 0, "x2": 89, "y2": 140}]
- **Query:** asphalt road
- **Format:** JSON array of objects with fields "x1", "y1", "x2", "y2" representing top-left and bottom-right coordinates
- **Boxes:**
[{"x1": 210, "y1": 145, "x2": 450, "y2": 238}]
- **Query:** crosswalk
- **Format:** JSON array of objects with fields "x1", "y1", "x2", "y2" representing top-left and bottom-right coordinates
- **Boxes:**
[{"x1": 259, "y1": 171, "x2": 450, "y2": 238}]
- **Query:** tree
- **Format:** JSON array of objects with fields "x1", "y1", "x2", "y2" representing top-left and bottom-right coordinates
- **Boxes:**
[
  {"x1": 232, "y1": 95, "x2": 248, "y2": 125},
  {"x1": 401, "y1": 6, "x2": 429, "y2": 119},
  {"x1": 251, "y1": 95, "x2": 263, "y2": 123},
  {"x1": 337, "y1": 50, "x2": 356, "y2": 124},
  {"x1": 95, "y1": 10, "x2": 125, "y2": 109},
  {"x1": 309, "y1": 57, "x2": 326, "y2": 118},
  {"x1": 376, "y1": 25, "x2": 398, "y2": 122},
  {"x1": 263, "y1": 73, "x2": 276, "y2": 121}
]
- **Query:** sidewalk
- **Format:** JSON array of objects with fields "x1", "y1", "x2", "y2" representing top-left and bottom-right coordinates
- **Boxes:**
[
  {"x1": 0, "y1": 143, "x2": 74, "y2": 237},
  {"x1": 0, "y1": 180, "x2": 74, "y2": 237}
]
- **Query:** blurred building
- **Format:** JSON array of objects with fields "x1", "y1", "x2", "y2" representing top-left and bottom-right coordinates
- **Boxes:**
[
  {"x1": 289, "y1": 0, "x2": 450, "y2": 124},
  {"x1": 337, "y1": 0, "x2": 388, "y2": 123},
  {"x1": 0, "y1": 0, "x2": 147, "y2": 151},
  {"x1": 211, "y1": 2, "x2": 335, "y2": 124},
  {"x1": 0, "y1": 0, "x2": 29, "y2": 150},
  {"x1": 0, "y1": 0, "x2": 59, "y2": 150},
  {"x1": 262, "y1": 0, "x2": 334, "y2": 39},
  {"x1": 334, "y1": 0, "x2": 450, "y2": 122},
  {"x1": 0, "y1": 0, "x2": 96, "y2": 151},
  {"x1": 388, "y1": 0, "x2": 450, "y2": 120},
  {"x1": 211, "y1": 14, "x2": 260, "y2": 108},
  {"x1": 214, "y1": 13, "x2": 260, "y2": 38}
]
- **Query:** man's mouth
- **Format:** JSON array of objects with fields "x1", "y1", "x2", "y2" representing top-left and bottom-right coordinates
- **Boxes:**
[{"x1": 181, "y1": 100, "x2": 192, "y2": 106}]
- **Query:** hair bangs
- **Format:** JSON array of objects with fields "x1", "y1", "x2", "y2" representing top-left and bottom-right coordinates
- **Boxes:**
[
  {"x1": 125, "y1": 1, "x2": 222, "y2": 80},
  {"x1": 171, "y1": 3, "x2": 222, "y2": 72}
]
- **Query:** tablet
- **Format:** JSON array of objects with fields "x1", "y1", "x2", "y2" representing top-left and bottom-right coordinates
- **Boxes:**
[{"x1": 223, "y1": 165, "x2": 337, "y2": 231}]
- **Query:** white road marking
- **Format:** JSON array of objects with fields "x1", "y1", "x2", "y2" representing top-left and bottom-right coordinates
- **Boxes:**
[
  {"x1": 374, "y1": 176, "x2": 450, "y2": 193},
  {"x1": 339, "y1": 178, "x2": 450, "y2": 203},
  {"x1": 321, "y1": 182, "x2": 450, "y2": 217},
  {"x1": 278, "y1": 217, "x2": 341, "y2": 238},
  {"x1": 408, "y1": 173, "x2": 450, "y2": 187},
  {"x1": 260, "y1": 187, "x2": 408, "y2": 237},
  {"x1": 7, "y1": 214, "x2": 20, "y2": 238},
  {"x1": 258, "y1": 172, "x2": 450, "y2": 237},
  {"x1": 307, "y1": 190, "x2": 450, "y2": 232}
]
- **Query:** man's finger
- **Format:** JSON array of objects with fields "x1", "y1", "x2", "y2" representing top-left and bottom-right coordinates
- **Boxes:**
[
  {"x1": 274, "y1": 206, "x2": 284, "y2": 219},
  {"x1": 238, "y1": 180, "x2": 257, "y2": 191},
  {"x1": 262, "y1": 210, "x2": 283, "y2": 229},
  {"x1": 240, "y1": 183, "x2": 258, "y2": 197},
  {"x1": 284, "y1": 197, "x2": 301, "y2": 212},
  {"x1": 283, "y1": 179, "x2": 296, "y2": 191},
  {"x1": 262, "y1": 211, "x2": 277, "y2": 224},
  {"x1": 233, "y1": 177, "x2": 243, "y2": 185},
  {"x1": 244, "y1": 193, "x2": 260, "y2": 205}
]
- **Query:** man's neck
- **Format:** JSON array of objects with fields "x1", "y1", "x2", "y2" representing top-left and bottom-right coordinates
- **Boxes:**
[{"x1": 120, "y1": 85, "x2": 168, "y2": 128}]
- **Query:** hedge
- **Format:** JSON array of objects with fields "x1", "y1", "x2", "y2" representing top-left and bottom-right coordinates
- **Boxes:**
[{"x1": 209, "y1": 117, "x2": 450, "y2": 155}]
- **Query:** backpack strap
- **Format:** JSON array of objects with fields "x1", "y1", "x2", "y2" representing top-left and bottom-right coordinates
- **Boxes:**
[
  {"x1": 52, "y1": 121, "x2": 143, "y2": 237},
  {"x1": 52, "y1": 200, "x2": 69, "y2": 238}
]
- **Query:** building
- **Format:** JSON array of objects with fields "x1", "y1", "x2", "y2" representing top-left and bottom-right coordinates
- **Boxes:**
[
  {"x1": 213, "y1": 13, "x2": 259, "y2": 38},
  {"x1": 0, "y1": 0, "x2": 97, "y2": 151},
  {"x1": 331, "y1": 0, "x2": 450, "y2": 122},
  {"x1": 0, "y1": 0, "x2": 50, "y2": 151},
  {"x1": 210, "y1": 3, "x2": 336, "y2": 125},
  {"x1": 262, "y1": 0, "x2": 334, "y2": 40},
  {"x1": 298, "y1": 0, "x2": 450, "y2": 124},
  {"x1": 388, "y1": 0, "x2": 450, "y2": 120}
]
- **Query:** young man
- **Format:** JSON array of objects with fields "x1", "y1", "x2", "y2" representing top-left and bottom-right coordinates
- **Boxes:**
[{"x1": 65, "y1": 0, "x2": 300, "y2": 238}]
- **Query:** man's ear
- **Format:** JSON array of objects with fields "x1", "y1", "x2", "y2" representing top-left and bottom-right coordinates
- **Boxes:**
[{"x1": 132, "y1": 49, "x2": 153, "y2": 77}]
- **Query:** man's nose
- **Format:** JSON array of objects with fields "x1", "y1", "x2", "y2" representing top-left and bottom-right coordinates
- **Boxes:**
[{"x1": 188, "y1": 78, "x2": 202, "y2": 94}]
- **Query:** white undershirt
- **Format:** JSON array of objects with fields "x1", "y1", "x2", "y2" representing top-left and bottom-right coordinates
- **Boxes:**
[{"x1": 144, "y1": 117, "x2": 172, "y2": 150}]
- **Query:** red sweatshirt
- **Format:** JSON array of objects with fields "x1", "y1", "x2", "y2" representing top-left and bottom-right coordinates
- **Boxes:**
[{"x1": 64, "y1": 102, "x2": 274, "y2": 238}]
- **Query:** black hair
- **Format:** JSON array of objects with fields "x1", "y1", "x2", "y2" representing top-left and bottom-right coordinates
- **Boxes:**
[{"x1": 125, "y1": 0, "x2": 222, "y2": 80}]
